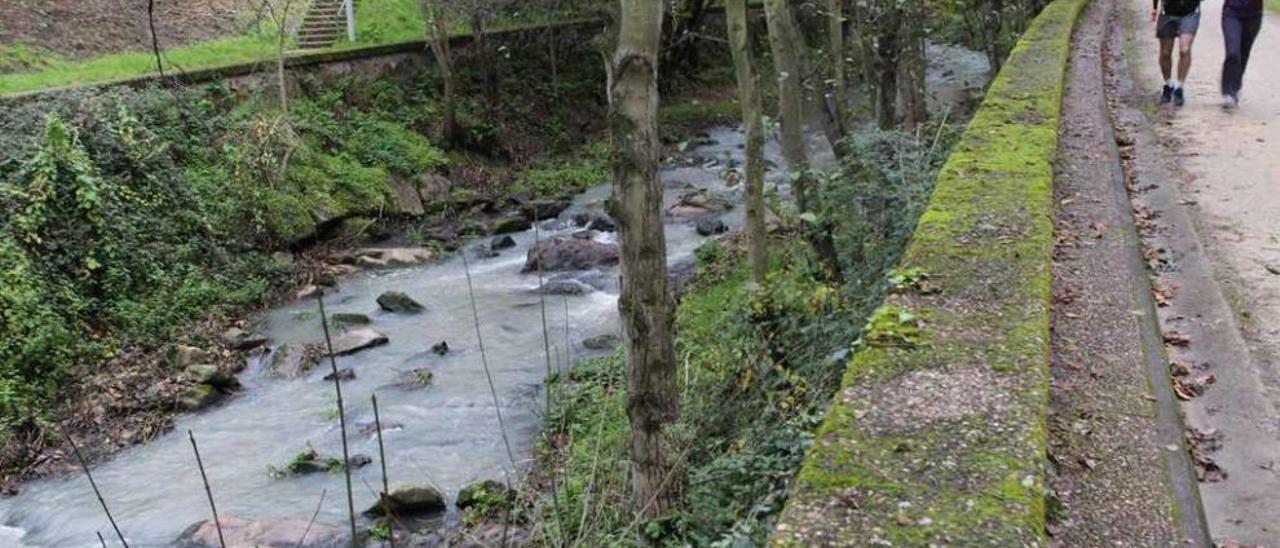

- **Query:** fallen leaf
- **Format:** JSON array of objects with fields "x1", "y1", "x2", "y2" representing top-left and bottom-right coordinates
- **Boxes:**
[{"x1": 1164, "y1": 331, "x2": 1191, "y2": 347}]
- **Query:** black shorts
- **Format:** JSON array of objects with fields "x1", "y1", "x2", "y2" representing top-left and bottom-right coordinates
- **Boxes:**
[{"x1": 1157, "y1": 11, "x2": 1201, "y2": 39}]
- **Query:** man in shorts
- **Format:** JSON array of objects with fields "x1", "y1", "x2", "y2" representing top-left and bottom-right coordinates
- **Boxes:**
[{"x1": 1152, "y1": 0, "x2": 1203, "y2": 106}]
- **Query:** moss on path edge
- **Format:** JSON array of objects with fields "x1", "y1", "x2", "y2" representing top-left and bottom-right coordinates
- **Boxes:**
[{"x1": 770, "y1": 0, "x2": 1090, "y2": 544}]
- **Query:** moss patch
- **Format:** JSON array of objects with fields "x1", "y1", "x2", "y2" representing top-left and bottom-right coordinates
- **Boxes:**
[{"x1": 770, "y1": 0, "x2": 1090, "y2": 544}]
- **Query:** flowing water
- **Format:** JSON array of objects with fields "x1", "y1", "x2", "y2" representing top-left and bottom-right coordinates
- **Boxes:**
[
  {"x1": 0, "y1": 51, "x2": 991, "y2": 546},
  {"x1": 0, "y1": 127, "x2": 787, "y2": 547}
]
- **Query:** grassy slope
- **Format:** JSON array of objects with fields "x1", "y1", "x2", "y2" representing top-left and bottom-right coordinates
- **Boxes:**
[
  {"x1": 770, "y1": 0, "x2": 1090, "y2": 544},
  {"x1": 0, "y1": 0, "x2": 576, "y2": 96}
]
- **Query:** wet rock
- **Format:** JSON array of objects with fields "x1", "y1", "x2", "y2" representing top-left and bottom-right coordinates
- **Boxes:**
[
  {"x1": 432, "y1": 341, "x2": 450, "y2": 356},
  {"x1": 222, "y1": 328, "x2": 268, "y2": 351},
  {"x1": 521, "y1": 199, "x2": 571, "y2": 221},
  {"x1": 492, "y1": 214, "x2": 533, "y2": 235},
  {"x1": 268, "y1": 344, "x2": 321, "y2": 378},
  {"x1": 331, "y1": 313, "x2": 371, "y2": 326},
  {"x1": 695, "y1": 217, "x2": 728, "y2": 236},
  {"x1": 390, "y1": 368, "x2": 435, "y2": 390},
  {"x1": 541, "y1": 279, "x2": 593, "y2": 296},
  {"x1": 571, "y1": 230, "x2": 595, "y2": 240},
  {"x1": 327, "y1": 329, "x2": 390, "y2": 357},
  {"x1": 456, "y1": 479, "x2": 514, "y2": 511},
  {"x1": 358, "y1": 419, "x2": 404, "y2": 436},
  {"x1": 491, "y1": 235, "x2": 517, "y2": 250},
  {"x1": 170, "y1": 345, "x2": 212, "y2": 369},
  {"x1": 377, "y1": 291, "x2": 424, "y2": 314},
  {"x1": 176, "y1": 384, "x2": 223, "y2": 412},
  {"x1": 573, "y1": 212, "x2": 617, "y2": 232},
  {"x1": 364, "y1": 483, "x2": 447, "y2": 517},
  {"x1": 474, "y1": 246, "x2": 500, "y2": 259},
  {"x1": 583, "y1": 334, "x2": 621, "y2": 351},
  {"x1": 355, "y1": 247, "x2": 434, "y2": 267},
  {"x1": 523, "y1": 238, "x2": 620, "y2": 272},
  {"x1": 295, "y1": 284, "x2": 323, "y2": 300},
  {"x1": 347, "y1": 454, "x2": 373, "y2": 469},
  {"x1": 185, "y1": 364, "x2": 240, "y2": 390},
  {"x1": 176, "y1": 515, "x2": 346, "y2": 548},
  {"x1": 668, "y1": 189, "x2": 734, "y2": 219},
  {"x1": 323, "y1": 368, "x2": 355, "y2": 382}
]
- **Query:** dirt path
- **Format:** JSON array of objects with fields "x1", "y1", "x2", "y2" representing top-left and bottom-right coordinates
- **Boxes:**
[
  {"x1": 1049, "y1": 0, "x2": 1206, "y2": 544},
  {"x1": 1117, "y1": 0, "x2": 1280, "y2": 543}
]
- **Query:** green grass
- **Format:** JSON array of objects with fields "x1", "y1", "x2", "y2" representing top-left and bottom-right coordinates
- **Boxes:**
[
  {"x1": 0, "y1": 0, "x2": 590, "y2": 97},
  {"x1": 1268, "y1": 0, "x2": 1280, "y2": 15}
]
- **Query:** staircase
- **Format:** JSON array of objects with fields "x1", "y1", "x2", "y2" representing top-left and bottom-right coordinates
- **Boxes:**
[{"x1": 296, "y1": 0, "x2": 352, "y2": 50}]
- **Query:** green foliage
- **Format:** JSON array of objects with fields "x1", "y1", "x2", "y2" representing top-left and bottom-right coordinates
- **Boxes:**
[
  {"x1": 516, "y1": 143, "x2": 609, "y2": 196},
  {"x1": 0, "y1": 44, "x2": 62, "y2": 75},
  {"x1": 860, "y1": 305, "x2": 924, "y2": 348}
]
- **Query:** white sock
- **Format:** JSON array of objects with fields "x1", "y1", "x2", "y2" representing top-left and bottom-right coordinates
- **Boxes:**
[
  {"x1": 1167, "y1": 79, "x2": 1177, "y2": 87},
  {"x1": 1173, "y1": 80, "x2": 1183, "y2": 89}
]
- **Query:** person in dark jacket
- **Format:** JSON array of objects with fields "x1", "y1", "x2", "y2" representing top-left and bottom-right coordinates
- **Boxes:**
[
  {"x1": 1221, "y1": 0, "x2": 1264, "y2": 108},
  {"x1": 1152, "y1": 0, "x2": 1204, "y2": 106}
]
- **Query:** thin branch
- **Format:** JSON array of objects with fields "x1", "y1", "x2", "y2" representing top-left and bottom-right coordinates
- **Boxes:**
[
  {"x1": 62, "y1": 426, "x2": 128, "y2": 547},
  {"x1": 372, "y1": 393, "x2": 395, "y2": 548},
  {"x1": 147, "y1": 0, "x2": 165, "y2": 79},
  {"x1": 188, "y1": 430, "x2": 226, "y2": 548},
  {"x1": 96, "y1": 531, "x2": 107, "y2": 548},
  {"x1": 297, "y1": 488, "x2": 328, "y2": 548},
  {"x1": 317, "y1": 293, "x2": 359, "y2": 545}
]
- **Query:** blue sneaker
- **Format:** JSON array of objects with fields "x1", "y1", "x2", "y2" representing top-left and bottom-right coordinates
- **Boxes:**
[{"x1": 1173, "y1": 87, "x2": 1185, "y2": 107}]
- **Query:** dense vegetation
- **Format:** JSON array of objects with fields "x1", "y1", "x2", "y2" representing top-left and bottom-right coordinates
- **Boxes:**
[
  {"x1": 532, "y1": 124, "x2": 959, "y2": 546},
  {"x1": 0, "y1": 25, "x2": 627, "y2": 469}
]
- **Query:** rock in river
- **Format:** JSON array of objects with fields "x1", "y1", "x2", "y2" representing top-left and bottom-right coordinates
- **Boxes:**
[
  {"x1": 520, "y1": 199, "x2": 571, "y2": 221},
  {"x1": 176, "y1": 384, "x2": 223, "y2": 412},
  {"x1": 185, "y1": 364, "x2": 240, "y2": 390},
  {"x1": 491, "y1": 234, "x2": 517, "y2": 250},
  {"x1": 222, "y1": 327, "x2": 268, "y2": 351},
  {"x1": 176, "y1": 515, "x2": 346, "y2": 548},
  {"x1": 330, "y1": 312, "x2": 370, "y2": 326},
  {"x1": 541, "y1": 279, "x2": 594, "y2": 296},
  {"x1": 323, "y1": 368, "x2": 355, "y2": 382},
  {"x1": 583, "y1": 334, "x2": 621, "y2": 351},
  {"x1": 326, "y1": 329, "x2": 389, "y2": 357},
  {"x1": 573, "y1": 212, "x2": 617, "y2": 232},
  {"x1": 696, "y1": 217, "x2": 728, "y2": 236},
  {"x1": 523, "y1": 238, "x2": 619, "y2": 273},
  {"x1": 492, "y1": 214, "x2": 532, "y2": 235},
  {"x1": 377, "y1": 291, "x2": 424, "y2": 313},
  {"x1": 364, "y1": 483, "x2": 447, "y2": 517},
  {"x1": 354, "y1": 247, "x2": 434, "y2": 267},
  {"x1": 668, "y1": 189, "x2": 734, "y2": 219},
  {"x1": 267, "y1": 343, "x2": 322, "y2": 378},
  {"x1": 457, "y1": 479, "x2": 515, "y2": 510}
]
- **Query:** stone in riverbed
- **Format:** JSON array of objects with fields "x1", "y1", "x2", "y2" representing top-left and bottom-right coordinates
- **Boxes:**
[
  {"x1": 389, "y1": 368, "x2": 434, "y2": 390},
  {"x1": 330, "y1": 312, "x2": 370, "y2": 326},
  {"x1": 667, "y1": 189, "x2": 734, "y2": 219},
  {"x1": 456, "y1": 479, "x2": 514, "y2": 511},
  {"x1": 363, "y1": 483, "x2": 447, "y2": 517},
  {"x1": 491, "y1": 234, "x2": 517, "y2": 250},
  {"x1": 573, "y1": 212, "x2": 617, "y2": 232},
  {"x1": 221, "y1": 327, "x2": 268, "y2": 351},
  {"x1": 170, "y1": 344, "x2": 212, "y2": 369},
  {"x1": 520, "y1": 199, "x2": 571, "y2": 221},
  {"x1": 355, "y1": 247, "x2": 434, "y2": 267},
  {"x1": 540, "y1": 279, "x2": 594, "y2": 296},
  {"x1": 523, "y1": 238, "x2": 619, "y2": 272},
  {"x1": 492, "y1": 214, "x2": 532, "y2": 235},
  {"x1": 696, "y1": 216, "x2": 728, "y2": 237},
  {"x1": 377, "y1": 291, "x2": 424, "y2": 313},
  {"x1": 323, "y1": 368, "x2": 355, "y2": 382},
  {"x1": 326, "y1": 329, "x2": 389, "y2": 357},
  {"x1": 176, "y1": 384, "x2": 223, "y2": 412},
  {"x1": 583, "y1": 334, "x2": 621, "y2": 351},
  {"x1": 185, "y1": 364, "x2": 240, "y2": 390},
  {"x1": 176, "y1": 514, "x2": 346, "y2": 548},
  {"x1": 268, "y1": 343, "x2": 322, "y2": 378},
  {"x1": 432, "y1": 341, "x2": 450, "y2": 356}
]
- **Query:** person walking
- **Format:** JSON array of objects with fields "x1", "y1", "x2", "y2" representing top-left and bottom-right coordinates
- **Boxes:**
[
  {"x1": 1152, "y1": 0, "x2": 1204, "y2": 107},
  {"x1": 1221, "y1": 0, "x2": 1264, "y2": 109}
]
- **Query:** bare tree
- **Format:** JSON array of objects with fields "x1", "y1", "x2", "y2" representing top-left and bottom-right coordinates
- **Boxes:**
[
  {"x1": 608, "y1": 0, "x2": 680, "y2": 523},
  {"x1": 826, "y1": 0, "x2": 849, "y2": 137},
  {"x1": 262, "y1": 0, "x2": 299, "y2": 111},
  {"x1": 899, "y1": 0, "x2": 927, "y2": 131},
  {"x1": 727, "y1": 0, "x2": 768, "y2": 288},
  {"x1": 420, "y1": 0, "x2": 459, "y2": 144}
]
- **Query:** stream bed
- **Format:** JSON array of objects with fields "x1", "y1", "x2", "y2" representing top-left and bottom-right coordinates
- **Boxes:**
[{"x1": 0, "y1": 127, "x2": 786, "y2": 547}]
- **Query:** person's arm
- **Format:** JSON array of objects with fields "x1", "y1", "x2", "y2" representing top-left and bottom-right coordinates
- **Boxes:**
[{"x1": 1152, "y1": 0, "x2": 1160, "y2": 21}]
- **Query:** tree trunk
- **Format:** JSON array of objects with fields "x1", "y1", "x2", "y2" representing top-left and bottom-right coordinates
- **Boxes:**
[
  {"x1": 899, "y1": 0, "x2": 927, "y2": 131},
  {"x1": 765, "y1": 0, "x2": 844, "y2": 282},
  {"x1": 826, "y1": 0, "x2": 848, "y2": 137},
  {"x1": 421, "y1": 0, "x2": 458, "y2": 145},
  {"x1": 610, "y1": 0, "x2": 680, "y2": 522},
  {"x1": 727, "y1": 0, "x2": 768, "y2": 288},
  {"x1": 874, "y1": 6, "x2": 899, "y2": 130},
  {"x1": 471, "y1": 12, "x2": 500, "y2": 112}
]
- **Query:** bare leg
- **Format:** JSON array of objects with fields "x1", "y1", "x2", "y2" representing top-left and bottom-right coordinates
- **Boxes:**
[
  {"x1": 1177, "y1": 32, "x2": 1196, "y2": 82},
  {"x1": 1160, "y1": 38, "x2": 1175, "y2": 81}
]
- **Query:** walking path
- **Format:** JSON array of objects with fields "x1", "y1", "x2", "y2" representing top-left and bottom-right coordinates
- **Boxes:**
[{"x1": 1116, "y1": 0, "x2": 1280, "y2": 542}]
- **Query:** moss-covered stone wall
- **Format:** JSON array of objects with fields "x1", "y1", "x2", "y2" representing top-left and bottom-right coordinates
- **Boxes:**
[{"x1": 770, "y1": 0, "x2": 1090, "y2": 544}]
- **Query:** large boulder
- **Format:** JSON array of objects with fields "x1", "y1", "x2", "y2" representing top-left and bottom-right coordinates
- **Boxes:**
[
  {"x1": 363, "y1": 483, "x2": 447, "y2": 517},
  {"x1": 176, "y1": 384, "x2": 223, "y2": 412},
  {"x1": 521, "y1": 199, "x2": 571, "y2": 222},
  {"x1": 668, "y1": 189, "x2": 734, "y2": 219},
  {"x1": 456, "y1": 479, "x2": 514, "y2": 511},
  {"x1": 573, "y1": 212, "x2": 617, "y2": 232},
  {"x1": 492, "y1": 214, "x2": 533, "y2": 235},
  {"x1": 184, "y1": 364, "x2": 240, "y2": 390},
  {"x1": 222, "y1": 328, "x2": 268, "y2": 351},
  {"x1": 695, "y1": 217, "x2": 728, "y2": 237},
  {"x1": 267, "y1": 344, "x2": 322, "y2": 378},
  {"x1": 326, "y1": 329, "x2": 389, "y2": 357},
  {"x1": 176, "y1": 515, "x2": 347, "y2": 548},
  {"x1": 377, "y1": 291, "x2": 424, "y2": 314},
  {"x1": 583, "y1": 334, "x2": 621, "y2": 351},
  {"x1": 523, "y1": 238, "x2": 619, "y2": 273},
  {"x1": 170, "y1": 345, "x2": 212, "y2": 369},
  {"x1": 355, "y1": 247, "x2": 434, "y2": 268}
]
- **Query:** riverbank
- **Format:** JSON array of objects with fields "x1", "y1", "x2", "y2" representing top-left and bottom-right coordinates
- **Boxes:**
[{"x1": 0, "y1": 21, "x2": 741, "y2": 495}]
